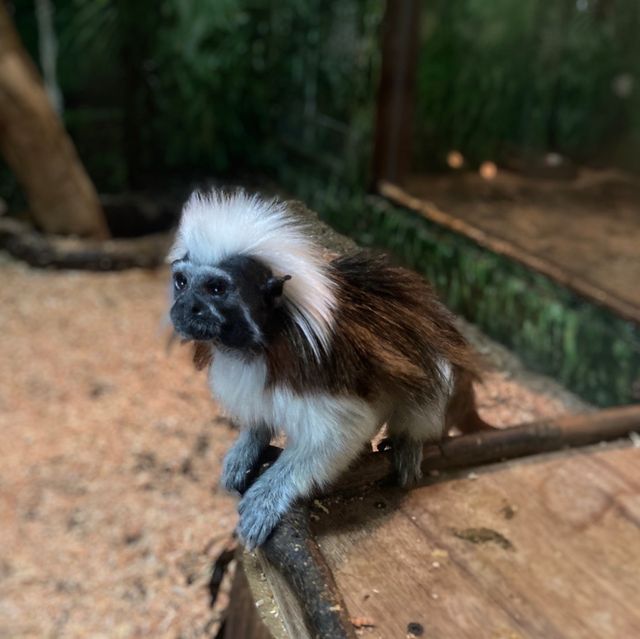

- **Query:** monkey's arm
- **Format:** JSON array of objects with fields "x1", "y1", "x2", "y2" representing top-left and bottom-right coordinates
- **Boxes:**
[
  {"x1": 236, "y1": 403, "x2": 377, "y2": 549},
  {"x1": 221, "y1": 426, "x2": 272, "y2": 493}
]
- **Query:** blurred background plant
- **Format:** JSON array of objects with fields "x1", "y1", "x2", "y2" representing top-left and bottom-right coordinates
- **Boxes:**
[
  {"x1": 5, "y1": 0, "x2": 381, "y2": 202},
  {"x1": 414, "y1": 0, "x2": 640, "y2": 172},
  {"x1": 6, "y1": 0, "x2": 640, "y2": 205}
]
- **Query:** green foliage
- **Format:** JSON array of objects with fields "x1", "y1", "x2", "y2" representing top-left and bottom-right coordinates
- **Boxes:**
[
  {"x1": 150, "y1": 0, "x2": 271, "y2": 171},
  {"x1": 415, "y1": 0, "x2": 640, "y2": 170},
  {"x1": 13, "y1": 0, "x2": 382, "y2": 188},
  {"x1": 150, "y1": 0, "x2": 383, "y2": 179},
  {"x1": 55, "y1": 0, "x2": 120, "y2": 97},
  {"x1": 12, "y1": 0, "x2": 640, "y2": 181}
]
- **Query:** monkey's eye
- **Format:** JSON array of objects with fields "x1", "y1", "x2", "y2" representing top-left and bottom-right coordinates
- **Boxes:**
[
  {"x1": 173, "y1": 272, "x2": 187, "y2": 291},
  {"x1": 205, "y1": 278, "x2": 228, "y2": 296}
]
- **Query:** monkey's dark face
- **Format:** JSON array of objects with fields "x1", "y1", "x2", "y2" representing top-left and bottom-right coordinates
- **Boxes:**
[{"x1": 170, "y1": 254, "x2": 289, "y2": 351}]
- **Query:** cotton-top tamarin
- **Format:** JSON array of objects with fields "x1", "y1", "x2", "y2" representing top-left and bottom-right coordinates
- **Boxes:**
[{"x1": 168, "y1": 190, "x2": 487, "y2": 548}]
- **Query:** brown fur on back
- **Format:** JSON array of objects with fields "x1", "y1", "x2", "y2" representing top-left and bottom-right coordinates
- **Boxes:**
[{"x1": 264, "y1": 251, "x2": 481, "y2": 405}]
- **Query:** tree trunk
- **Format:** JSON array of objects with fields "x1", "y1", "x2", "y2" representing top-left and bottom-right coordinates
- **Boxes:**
[{"x1": 0, "y1": 3, "x2": 109, "y2": 239}]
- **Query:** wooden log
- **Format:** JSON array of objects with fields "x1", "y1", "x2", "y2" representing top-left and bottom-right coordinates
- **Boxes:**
[
  {"x1": 251, "y1": 405, "x2": 640, "y2": 498},
  {"x1": 0, "y1": 3, "x2": 109, "y2": 239},
  {"x1": 338, "y1": 404, "x2": 640, "y2": 493},
  {"x1": 372, "y1": 0, "x2": 420, "y2": 186},
  {"x1": 0, "y1": 217, "x2": 169, "y2": 270},
  {"x1": 259, "y1": 504, "x2": 357, "y2": 639}
]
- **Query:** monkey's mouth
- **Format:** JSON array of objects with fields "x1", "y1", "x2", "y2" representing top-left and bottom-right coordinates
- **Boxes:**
[
  {"x1": 185, "y1": 324, "x2": 218, "y2": 341},
  {"x1": 170, "y1": 311, "x2": 219, "y2": 342},
  {"x1": 174, "y1": 319, "x2": 219, "y2": 342}
]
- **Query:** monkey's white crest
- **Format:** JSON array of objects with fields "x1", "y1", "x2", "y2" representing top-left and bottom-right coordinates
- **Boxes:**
[{"x1": 168, "y1": 189, "x2": 336, "y2": 358}]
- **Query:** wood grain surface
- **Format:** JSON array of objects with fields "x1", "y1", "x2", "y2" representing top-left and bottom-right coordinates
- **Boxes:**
[{"x1": 311, "y1": 443, "x2": 640, "y2": 639}]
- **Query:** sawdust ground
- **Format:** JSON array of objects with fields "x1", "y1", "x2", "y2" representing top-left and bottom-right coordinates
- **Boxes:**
[{"x1": 0, "y1": 258, "x2": 585, "y2": 638}]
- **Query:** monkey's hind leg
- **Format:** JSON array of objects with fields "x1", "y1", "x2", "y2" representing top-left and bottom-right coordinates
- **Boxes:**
[{"x1": 387, "y1": 401, "x2": 446, "y2": 487}]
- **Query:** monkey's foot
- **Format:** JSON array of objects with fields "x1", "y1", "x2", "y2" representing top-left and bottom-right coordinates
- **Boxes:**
[
  {"x1": 237, "y1": 479, "x2": 289, "y2": 549},
  {"x1": 392, "y1": 436, "x2": 423, "y2": 487}
]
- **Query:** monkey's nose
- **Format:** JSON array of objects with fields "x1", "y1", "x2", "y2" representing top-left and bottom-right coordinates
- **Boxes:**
[{"x1": 190, "y1": 301, "x2": 205, "y2": 317}]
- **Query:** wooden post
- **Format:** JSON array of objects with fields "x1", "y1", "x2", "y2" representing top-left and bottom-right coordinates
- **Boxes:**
[
  {"x1": 0, "y1": 3, "x2": 109, "y2": 239},
  {"x1": 372, "y1": 0, "x2": 420, "y2": 187}
]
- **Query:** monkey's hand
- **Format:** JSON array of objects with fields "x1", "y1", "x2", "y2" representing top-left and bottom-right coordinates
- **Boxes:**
[
  {"x1": 237, "y1": 470, "x2": 293, "y2": 549},
  {"x1": 235, "y1": 402, "x2": 375, "y2": 548},
  {"x1": 221, "y1": 427, "x2": 271, "y2": 494}
]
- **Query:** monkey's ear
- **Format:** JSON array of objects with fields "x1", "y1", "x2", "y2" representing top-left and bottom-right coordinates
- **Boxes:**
[{"x1": 264, "y1": 274, "x2": 292, "y2": 300}]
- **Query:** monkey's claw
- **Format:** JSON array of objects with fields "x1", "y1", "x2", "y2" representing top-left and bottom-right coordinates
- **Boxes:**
[{"x1": 237, "y1": 483, "x2": 285, "y2": 549}]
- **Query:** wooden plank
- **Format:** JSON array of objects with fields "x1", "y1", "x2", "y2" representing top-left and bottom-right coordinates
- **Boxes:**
[
  {"x1": 224, "y1": 562, "x2": 273, "y2": 639},
  {"x1": 379, "y1": 179, "x2": 640, "y2": 325},
  {"x1": 312, "y1": 444, "x2": 640, "y2": 639},
  {"x1": 236, "y1": 407, "x2": 640, "y2": 637},
  {"x1": 253, "y1": 549, "x2": 313, "y2": 639}
]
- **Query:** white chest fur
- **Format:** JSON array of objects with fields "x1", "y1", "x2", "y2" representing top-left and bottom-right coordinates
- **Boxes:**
[
  {"x1": 209, "y1": 349, "x2": 382, "y2": 447},
  {"x1": 209, "y1": 349, "x2": 270, "y2": 428}
]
